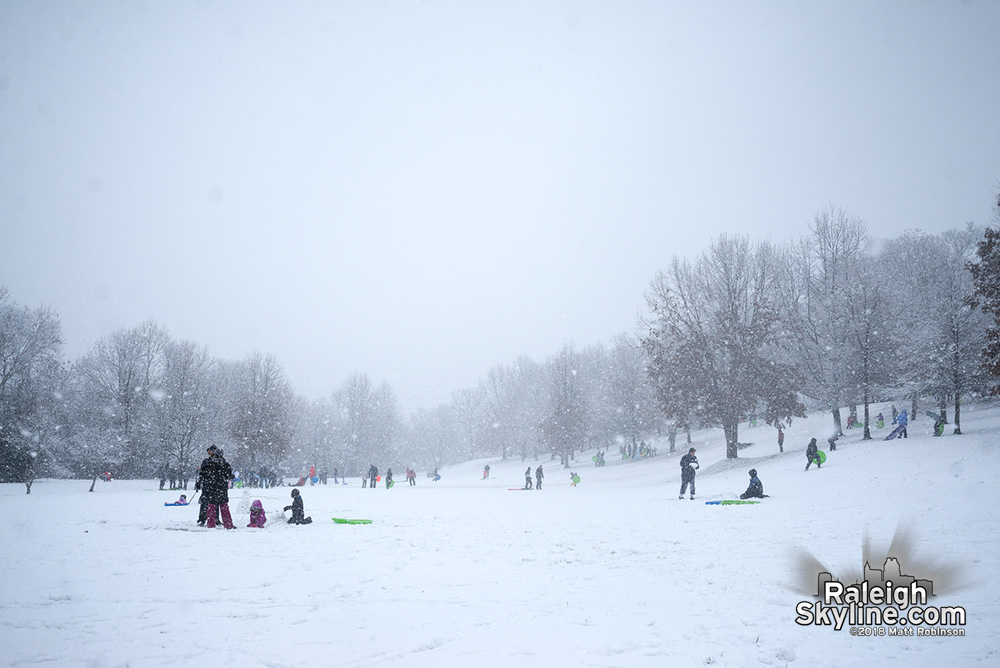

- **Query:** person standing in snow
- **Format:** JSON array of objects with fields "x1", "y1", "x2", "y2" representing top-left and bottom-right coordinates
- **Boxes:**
[
  {"x1": 407, "y1": 467, "x2": 416, "y2": 486},
  {"x1": 385, "y1": 468, "x2": 393, "y2": 488},
  {"x1": 777, "y1": 426, "x2": 784, "y2": 453},
  {"x1": 827, "y1": 434, "x2": 839, "y2": 451},
  {"x1": 679, "y1": 448, "x2": 699, "y2": 499},
  {"x1": 535, "y1": 464, "x2": 544, "y2": 490},
  {"x1": 283, "y1": 488, "x2": 312, "y2": 525},
  {"x1": 483, "y1": 464, "x2": 490, "y2": 479},
  {"x1": 805, "y1": 438, "x2": 822, "y2": 470},
  {"x1": 740, "y1": 469, "x2": 766, "y2": 499},
  {"x1": 524, "y1": 467, "x2": 533, "y2": 490},
  {"x1": 892, "y1": 409, "x2": 908, "y2": 438},
  {"x1": 200, "y1": 445, "x2": 236, "y2": 529},
  {"x1": 195, "y1": 453, "x2": 220, "y2": 526},
  {"x1": 368, "y1": 464, "x2": 378, "y2": 490}
]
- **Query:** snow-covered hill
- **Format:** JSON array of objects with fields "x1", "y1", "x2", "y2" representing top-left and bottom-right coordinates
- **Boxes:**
[{"x1": 1, "y1": 402, "x2": 998, "y2": 667}]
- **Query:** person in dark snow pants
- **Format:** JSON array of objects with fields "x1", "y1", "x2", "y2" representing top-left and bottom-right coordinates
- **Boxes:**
[
  {"x1": 368, "y1": 464, "x2": 378, "y2": 490},
  {"x1": 740, "y1": 469, "x2": 766, "y2": 499},
  {"x1": 679, "y1": 448, "x2": 698, "y2": 499},
  {"x1": 283, "y1": 489, "x2": 312, "y2": 525},
  {"x1": 805, "y1": 438, "x2": 822, "y2": 470},
  {"x1": 385, "y1": 468, "x2": 393, "y2": 489},
  {"x1": 535, "y1": 464, "x2": 544, "y2": 490},
  {"x1": 524, "y1": 467, "x2": 533, "y2": 490},
  {"x1": 199, "y1": 445, "x2": 235, "y2": 529}
]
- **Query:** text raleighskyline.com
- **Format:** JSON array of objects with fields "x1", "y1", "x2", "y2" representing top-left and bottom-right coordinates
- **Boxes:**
[{"x1": 795, "y1": 560, "x2": 967, "y2": 632}]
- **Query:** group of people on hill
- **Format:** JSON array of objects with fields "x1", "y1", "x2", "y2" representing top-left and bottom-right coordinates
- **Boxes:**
[
  {"x1": 189, "y1": 445, "x2": 315, "y2": 530},
  {"x1": 621, "y1": 441, "x2": 656, "y2": 460},
  {"x1": 157, "y1": 463, "x2": 191, "y2": 491}
]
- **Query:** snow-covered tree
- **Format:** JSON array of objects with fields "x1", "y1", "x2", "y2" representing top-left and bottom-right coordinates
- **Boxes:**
[
  {"x1": 0, "y1": 287, "x2": 63, "y2": 492},
  {"x1": 642, "y1": 235, "x2": 805, "y2": 458},
  {"x1": 782, "y1": 206, "x2": 868, "y2": 434},
  {"x1": 71, "y1": 320, "x2": 169, "y2": 477},
  {"x1": 605, "y1": 334, "x2": 659, "y2": 454},
  {"x1": 967, "y1": 223, "x2": 1000, "y2": 395},
  {"x1": 842, "y1": 254, "x2": 899, "y2": 439},
  {"x1": 540, "y1": 344, "x2": 588, "y2": 467},
  {"x1": 149, "y1": 340, "x2": 216, "y2": 480},
  {"x1": 226, "y1": 352, "x2": 293, "y2": 475}
]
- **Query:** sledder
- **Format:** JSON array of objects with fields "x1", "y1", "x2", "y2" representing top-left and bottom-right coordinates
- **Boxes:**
[
  {"x1": 739, "y1": 469, "x2": 768, "y2": 499},
  {"x1": 164, "y1": 494, "x2": 189, "y2": 507}
]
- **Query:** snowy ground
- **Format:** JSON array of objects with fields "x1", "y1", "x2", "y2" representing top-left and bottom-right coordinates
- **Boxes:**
[{"x1": 2, "y1": 402, "x2": 998, "y2": 668}]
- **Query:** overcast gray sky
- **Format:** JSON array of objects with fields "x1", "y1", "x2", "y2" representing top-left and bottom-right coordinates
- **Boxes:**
[{"x1": 2, "y1": 1, "x2": 998, "y2": 411}]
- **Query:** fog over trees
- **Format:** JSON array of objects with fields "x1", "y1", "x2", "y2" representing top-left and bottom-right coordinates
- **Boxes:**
[{"x1": 2, "y1": 209, "x2": 998, "y2": 489}]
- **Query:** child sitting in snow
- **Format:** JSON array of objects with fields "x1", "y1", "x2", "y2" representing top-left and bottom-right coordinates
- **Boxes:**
[
  {"x1": 247, "y1": 499, "x2": 267, "y2": 528},
  {"x1": 283, "y1": 489, "x2": 313, "y2": 525},
  {"x1": 175, "y1": 494, "x2": 188, "y2": 505}
]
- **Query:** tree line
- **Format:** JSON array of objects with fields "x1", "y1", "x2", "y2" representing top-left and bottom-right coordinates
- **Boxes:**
[{"x1": 2, "y1": 203, "x2": 999, "y2": 491}]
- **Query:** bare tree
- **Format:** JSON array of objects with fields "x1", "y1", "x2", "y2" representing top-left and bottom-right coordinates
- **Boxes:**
[
  {"x1": 642, "y1": 235, "x2": 804, "y2": 458},
  {"x1": 783, "y1": 206, "x2": 868, "y2": 434},
  {"x1": 0, "y1": 288, "x2": 63, "y2": 492}
]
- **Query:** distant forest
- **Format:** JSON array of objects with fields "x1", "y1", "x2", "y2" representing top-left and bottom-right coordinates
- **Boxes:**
[{"x1": 3, "y1": 203, "x2": 1000, "y2": 489}]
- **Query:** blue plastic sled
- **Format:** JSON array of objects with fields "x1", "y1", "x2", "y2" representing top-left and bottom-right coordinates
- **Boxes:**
[
  {"x1": 164, "y1": 502, "x2": 190, "y2": 506},
  {"x1": 884, "y1": 424, "x2": 906, "y2": 440}
]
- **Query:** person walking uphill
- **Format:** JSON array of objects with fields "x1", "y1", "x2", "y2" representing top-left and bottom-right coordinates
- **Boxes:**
[
  {"x1": 200, "y1": 445, "x2": 236, "y2": 529},
  {"x1": 679, "y1": 448, "x2": 699, "y2": 499},
  {"x1": 805, "y1": 438, "x2": 822, "y2": 470}
]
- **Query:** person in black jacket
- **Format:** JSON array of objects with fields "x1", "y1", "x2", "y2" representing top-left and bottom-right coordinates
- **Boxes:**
[
  {"x1": 199, "y1": 445, "x2": 235, "y2": 529},
  {"x1": 535, "y1": 464, "x2": 544, "y2": 490},
  {"x1": 679, "y1": 448, "x2": 699, "y2": 499},
  {"x1": 740, "y1": 469, "x2": 766, "y2": 499},
  {"x1": 283, "y1": 488, "x2": 312, "y2": 525},
  {"x1": 195, "y1": 451, "x2": 221, "y2": 526},
  {"x1": 805, "y1": 438, "x2": 822, "y2": 470},
  {"x1": 524, "y1": 467, "x2": 533, "y2": 490},
  {"x1": 368, "y1": 464, "x2": 378, "y2": 491}
]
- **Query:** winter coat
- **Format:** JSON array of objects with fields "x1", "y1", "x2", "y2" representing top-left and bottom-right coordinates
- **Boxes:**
[
  {"x1": 741, "y1": 475, "x2": 764, "y2": 499},
  {"x1": 893, "y1": 409, "x2": 908, "y2": 427},
  {"x1": 248, "y1": 500, "x2": 267, "y2": 528},
  {"x1": 680, "y1": 453, "x2": 699, "y2": 481},
  {"x1": 284, "y1": 496, "x2": 307, "y2": 524},
  {"x1": 198, "y1": 456, "x2": 233, "y2": 505},
  {"x1": 805, "y1": 439, "x2": 818, "y2": 460}
]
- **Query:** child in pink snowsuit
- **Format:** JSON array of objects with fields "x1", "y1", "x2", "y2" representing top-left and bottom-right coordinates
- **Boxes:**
[{"x1": 247, "y1": 500, "x2": 267, "y2": 528}]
